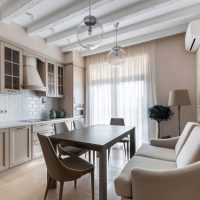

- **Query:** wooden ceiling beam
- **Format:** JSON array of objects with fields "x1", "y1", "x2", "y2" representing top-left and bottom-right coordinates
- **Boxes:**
[
  {"x1": 61, "y1": 4, "x2": 200, "y2": 52},
  {"x1": 27, "y1": 0, "x2": 114, "y2": 34},
  {"x1": 1, "y1": 0, "x2": 45, "y2": 22},
  {"x1": 46, "y1": 0, "x2": 176, "y2": 44},
  {"x1": 80, "y1": 23, "x2": 188, "y2": 56}
]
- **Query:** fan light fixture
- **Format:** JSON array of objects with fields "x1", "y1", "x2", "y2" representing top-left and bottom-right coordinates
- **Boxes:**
[
  {"x1": 76, "y1": 0, "x2": 103, "y2": 50},
  {"x1": 108, "y1": 22, "x2": 126, "y2": 66}
]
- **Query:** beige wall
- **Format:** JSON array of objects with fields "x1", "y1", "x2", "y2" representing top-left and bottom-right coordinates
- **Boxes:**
[
  {"x1": 0, "y1": 22, "x2": 64, "y2": 62},
  {"x1": 196, "y1": 48, "x2": 200, "y2": 122},
  {"x1": 155, "y1": 33, "x2": 196, "y2": 137}
]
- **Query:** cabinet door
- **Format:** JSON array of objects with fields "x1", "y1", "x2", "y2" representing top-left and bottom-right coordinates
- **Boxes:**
[
  {"x1": 1, "y1": 42, "x2": 22, "y2": 93},
  {"x1": 56, "y1": 64, "x2": 64, "y2": 97},
  {"x1": 32, "y1": 130, "x2": 54, "y2": 159},
  {"x1": 46, "y1": 60, "x2": 56, "y2": 97},
  {"x1": 0, "y1": 129, "x2": 9, "y2": 171},
  {"x1": 73, "y1": 66, "x2": 85, "y2": 104},
  {"x1": 10, "y1": 126, "x2": 31, "y2": 167}
]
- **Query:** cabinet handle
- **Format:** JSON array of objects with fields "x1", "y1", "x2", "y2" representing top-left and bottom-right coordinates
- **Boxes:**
[{"x1": 16, "y1": 126, "x2": 27, "y2": 130}]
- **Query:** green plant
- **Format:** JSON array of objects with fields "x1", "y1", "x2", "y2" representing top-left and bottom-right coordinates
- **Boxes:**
[{"x1": 148, "y1": 105, "x2": 174, "y2": 138}]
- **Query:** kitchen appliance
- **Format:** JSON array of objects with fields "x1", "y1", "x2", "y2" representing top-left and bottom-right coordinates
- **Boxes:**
[{"x1": 74, "y1": 104, "x2": 84, "y2": 118}]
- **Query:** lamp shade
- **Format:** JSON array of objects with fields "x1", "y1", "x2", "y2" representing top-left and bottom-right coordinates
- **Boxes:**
[{"x1": 168, "y1": 89, "x2": 191, "y2": 106}]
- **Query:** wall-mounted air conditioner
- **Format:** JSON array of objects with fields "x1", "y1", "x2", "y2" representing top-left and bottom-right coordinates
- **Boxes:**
[{"x1": 185, "y1": 19, "x2": 200, "y2": 52}]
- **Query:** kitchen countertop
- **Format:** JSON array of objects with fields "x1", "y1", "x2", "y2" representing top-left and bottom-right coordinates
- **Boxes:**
[{"x1": 0, "y1": 117, "x2": 74, "y2": 129}]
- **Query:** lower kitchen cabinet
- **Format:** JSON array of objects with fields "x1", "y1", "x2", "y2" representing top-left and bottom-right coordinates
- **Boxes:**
[
  {"x1": 10, "y1": 126, "x2": 32, "y2": 167},
  {"x1": 32, "y1": 123, "x2": 54, "y2": 159},
  {"x1": 0, "y1": 129, "x2": 9, "y2": 172}
]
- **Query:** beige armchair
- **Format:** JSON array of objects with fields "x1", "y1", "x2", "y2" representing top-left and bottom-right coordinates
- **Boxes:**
[
  {"x1": 131, "y1": 162, "x2": 200, "y2": 200},
  {"x1": 115, "y1": 122, "x2": 200, "y2": 200}
]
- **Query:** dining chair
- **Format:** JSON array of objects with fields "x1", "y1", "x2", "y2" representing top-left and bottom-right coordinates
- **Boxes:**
[
  {"x1": 54, "y1": 122, "x2": 89, "y2": 160},
  {"x1": 37, "y1": 133, "x2": 94, "y2": 200},
  {"x1": 109, "y1": 118, "x2": 129, "y2": 159},
  {"x1": 73, "y1": 119, "x2": 95, "y2": 164}
]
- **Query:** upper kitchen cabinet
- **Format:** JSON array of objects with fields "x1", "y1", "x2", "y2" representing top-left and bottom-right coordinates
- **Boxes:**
[
  {"x1": 59, "y1": 51, "x2": 85, "y2": 118},
  {"x1": 46, "y1": 60, "x2": 65, "y2": 98},
  {"x1": 56, "y1": 64, "x2": 64, "y2": 97},
  {"x1": 0, "y1": 42, "x2": 22, "y2": 93},
  {"x1": 46, "y1": 59, "x2": 56, "y2": 97}
]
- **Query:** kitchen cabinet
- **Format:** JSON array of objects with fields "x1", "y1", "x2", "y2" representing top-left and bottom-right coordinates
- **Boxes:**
[
  {"x1": 46, "y1": 59, "x2": 65, "y2": 98},
  {"x1": 32, "y1": 123, "x2": 54, "y2": 159},
  {"x1": 46, "y1": 59, "x2": 56, "y2": 97},
  {"x1": 0, "y1": 129, "x2": 9, "y2": 172},
  {"x1": 10, "y1": 126, "x2": 31, "y2": 167},
  {"x1": 58, "y1": 64, "x2": 85, "y2": 118},
  {"x1": 56, "y1": 64, "x2": 64, "y2": 97},
  {"x1": 0, "y1": 42, "x2": 22, "y2": 93}
]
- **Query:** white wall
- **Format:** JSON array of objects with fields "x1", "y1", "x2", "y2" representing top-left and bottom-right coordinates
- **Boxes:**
[
  {"x1": 155, "y1": 33, "x2": 196, "y2": 137},
  {"x1": 0, "y1": 22, "x2": 64, "y2": 62}
]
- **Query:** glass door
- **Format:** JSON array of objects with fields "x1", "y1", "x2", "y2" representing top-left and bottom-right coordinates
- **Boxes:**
[
  {"x1": 57, "y1": 65, "x2": 64, "y2": 97},
  {"x1": 3, "y1": 43, "x2": 22, "y2": 92},
  {"x1": 46, "y1": 60, "x2": 56, "y2": 97}
]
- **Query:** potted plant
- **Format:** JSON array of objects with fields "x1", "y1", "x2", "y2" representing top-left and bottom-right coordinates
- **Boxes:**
[{"x1": 148, "y1": 105, "x2": 174, "y2": 138}]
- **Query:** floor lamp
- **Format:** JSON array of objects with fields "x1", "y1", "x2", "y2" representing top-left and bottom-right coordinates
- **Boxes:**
[{"x1": 168, "y1": 90, "x2": 191, "y2": 136}]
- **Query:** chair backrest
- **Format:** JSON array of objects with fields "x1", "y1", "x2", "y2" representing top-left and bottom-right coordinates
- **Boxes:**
[
  {"x1": 177, "y1": 125, "x2": 200, "y2": 168},
  {"x1": 37, "y1": 133, "x2": 81, "y2": 181},
  {"x1": 110, "y1": 118, "x2": 125, "y2": 126},
  {"x1": 73, "y1": 120, "x2": 84, "y2": 130},
  {"x1": 175, "y1": 122, "x2": 199, "y2": 156},
  {"x1": 54, "y1": 122, "x2": 69, "y2": 134}
]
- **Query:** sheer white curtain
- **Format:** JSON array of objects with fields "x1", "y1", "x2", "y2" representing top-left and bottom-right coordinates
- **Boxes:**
[{"x1": 86, "y1": 42, "x2": 157, "y2": 148}]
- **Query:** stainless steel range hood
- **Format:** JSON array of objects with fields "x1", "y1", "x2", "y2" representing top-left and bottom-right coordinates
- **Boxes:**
[{"x1": 23, "y1": 56, "x2": 46, "y2": 91}]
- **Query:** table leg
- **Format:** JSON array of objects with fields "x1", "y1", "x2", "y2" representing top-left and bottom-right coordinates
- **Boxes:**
[
  {"x1": 130, "y1": 128, "x2": 135, "y2": 159},
  {"x1": 48, "y1": 142, "x2": 57, "y2": 189},
  {"x1": 99, "y1": 147, "x2": 107, "y2": 200}
]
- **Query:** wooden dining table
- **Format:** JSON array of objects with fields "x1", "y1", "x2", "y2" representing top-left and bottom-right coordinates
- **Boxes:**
[{"x1": 49, "y1": 124, "x2": 135, "y2": 200}]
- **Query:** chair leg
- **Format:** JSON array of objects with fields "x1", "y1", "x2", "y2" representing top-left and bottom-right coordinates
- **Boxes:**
[
  {"x1": 123, "y1": 142, "x2": 126, "y2": 156},
  {"x1": 89, "y1": 150, "x2": 91, "y2": 162},
  {"x1": 108, "y1": 148, "x2": 111, "y2": 161},
  {"x1": 127, "y1": 141, "x2": 129, "y2": 160},
  {"x1": 91, "y1": 170, "x2": 94, "y2": 200},
  {"x1": 74, "y1": 179, "x2": 77, "y2": 189},
  {"x1": 59, "y1": 182, "x2": 64, "y2": 200},
  {"x1": 93, "y1": 151, "x2": 95, "y2": 165},
  {"x1": 44, "y1": 176, "x2": 51, "y2": 200}
]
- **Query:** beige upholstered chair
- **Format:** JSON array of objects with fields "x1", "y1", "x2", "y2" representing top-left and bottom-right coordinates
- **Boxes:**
[
  {"x1": 54, "y1": 122, "x2": 89, "y2": 159},
  {"x1": 38, "y1": 133, "x2": 94, "y2": 200},
  {"x1": 73, "y1": 119, "x2": 84, "y2": 130},
  {"x1": 73, "y1": 119, "x2": 95, "y2": 163},
  {"x1": 110, "y1": 118, "x2": 129, "y2": 158}
]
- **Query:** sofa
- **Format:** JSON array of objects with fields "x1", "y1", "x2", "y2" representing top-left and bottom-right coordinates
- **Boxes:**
[{"x1": 114, "y1": 122, "x2": 200, "y2": 200}]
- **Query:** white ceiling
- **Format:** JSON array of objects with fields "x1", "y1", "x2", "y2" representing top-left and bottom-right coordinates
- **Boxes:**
[{"x1": 0, "y1": 0, "x2": 200, "y2": 56}]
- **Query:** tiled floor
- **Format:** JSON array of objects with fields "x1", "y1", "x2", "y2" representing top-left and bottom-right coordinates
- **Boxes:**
[{"x1": 0, "y1": 148, "x2": 128, "y2": 200}]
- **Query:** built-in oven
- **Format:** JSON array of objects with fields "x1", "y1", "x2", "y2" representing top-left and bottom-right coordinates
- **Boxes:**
[{"x1": 74, "y1": 104, "x2": 84, "y2": 118}]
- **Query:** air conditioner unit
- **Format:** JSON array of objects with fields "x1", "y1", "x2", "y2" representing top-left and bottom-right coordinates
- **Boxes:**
[{"x1": 185, "y1": 19, "x2": 200, "y2": 52}]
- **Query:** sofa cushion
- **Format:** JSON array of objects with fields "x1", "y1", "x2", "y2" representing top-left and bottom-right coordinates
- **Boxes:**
[
  {"x1": 135, "y1": 143, "x2": 176, "y2": 162},
  {"x1": 114, "y1": 156, "x2": 176, "y2": 198},
  {"x1": 175, "y1": 122, "x2": 199, "y2": 156},
  {"x1": 177, "y1": 126, "x2": 200, "y2": 168}
]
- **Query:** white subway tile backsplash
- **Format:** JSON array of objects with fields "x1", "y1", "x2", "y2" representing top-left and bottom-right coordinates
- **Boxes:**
[{"x1": 0, "y1": 91, "x2": 58, "y2": 122}]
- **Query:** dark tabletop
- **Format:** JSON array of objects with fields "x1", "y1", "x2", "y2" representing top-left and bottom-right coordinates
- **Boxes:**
[{"x1": 49, "y1": 124, "x2": 134, "y2": 151}]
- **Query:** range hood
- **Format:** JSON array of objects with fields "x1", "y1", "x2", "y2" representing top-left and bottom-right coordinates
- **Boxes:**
[{"x1": 23, "y1": 56, "x2": 46, "y2": 91}]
